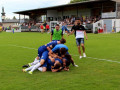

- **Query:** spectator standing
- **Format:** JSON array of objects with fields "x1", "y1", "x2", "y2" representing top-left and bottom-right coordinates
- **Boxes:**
[
  {"x1": 46, "y1": 24, "x2": 50, "y2": 33},
  {"x1": 40, "y1": 24, "x2": 44, "y2": 33}
]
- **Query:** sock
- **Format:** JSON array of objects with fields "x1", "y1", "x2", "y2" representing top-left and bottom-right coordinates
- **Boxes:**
[
  {"x1": 38, "y1": 67, "x2": 43, "y2": 72},
  {"x1": 30, "y1": 58, "x2": 39, "y2": 66},
  {"x1": 25, "y1": 66, "x2": 34, "y2": 71},
  {"x1": 30, "y1": 63, "x2": 41, "y2": 72}
]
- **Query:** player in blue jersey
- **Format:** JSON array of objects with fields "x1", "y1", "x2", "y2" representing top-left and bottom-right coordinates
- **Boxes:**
[
  {"x1": 48, "y1": 44, "x2": 69, "y2": 62},
  {"x1": 38, "y1": 38, "x2": 66, "y2": 58},
  {"x1": 46, "y1": 57, "x2": 63, "y2": 72},
  {"x1": 22, "y1": 51, "x2": 49, "y2": 74},
  {"x1": 23, "y1": 51, "x2": 63, "y2": 74},
  {"x1": 62, "y1": 54, "x2": 78, "y2": 71}
]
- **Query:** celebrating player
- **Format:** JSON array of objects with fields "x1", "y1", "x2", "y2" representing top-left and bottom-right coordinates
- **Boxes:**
[
  {"x1": 22, "y1": 38, "x2": 66, "y2": 67},
  {"x1": 69, "y1": 19, "x2": 88, "y2": 59}
]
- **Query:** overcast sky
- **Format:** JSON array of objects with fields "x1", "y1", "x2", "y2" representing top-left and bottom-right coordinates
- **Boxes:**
[{"x1": 0, "y1": 0, "x2": 70, "y2": 21}]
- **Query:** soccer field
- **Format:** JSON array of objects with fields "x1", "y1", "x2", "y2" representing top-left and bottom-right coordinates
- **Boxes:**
[{"x1": 0, "y1": 32, "x2": 120, "y2": 90}]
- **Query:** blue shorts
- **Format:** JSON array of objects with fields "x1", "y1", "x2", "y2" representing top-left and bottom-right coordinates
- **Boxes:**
[
  {"x1": 76, "y1": 38, "x2": 84, "y2": 46},
  {"x1": 39, "y1": 51, "x2": 48, "y2": 66},
  {"x1": 38, "y1": 46, "x2": 46, "y2": 57},
  {"x1": 42, "y1": 61, "x2": 48, "y2": 67}
]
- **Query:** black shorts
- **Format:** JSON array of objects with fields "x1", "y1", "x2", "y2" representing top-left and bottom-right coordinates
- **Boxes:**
[{"x1": 76, "y1": 38, "x2": 84, "y2": 46}]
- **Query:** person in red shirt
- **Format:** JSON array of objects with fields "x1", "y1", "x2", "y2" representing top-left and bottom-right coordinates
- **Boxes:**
[
  {"x1": 46, "y1": 24, "x2": 50, "y2": 33},
  {"x1": 40, "y1": 24, "x2": 44, "y2": 33}
]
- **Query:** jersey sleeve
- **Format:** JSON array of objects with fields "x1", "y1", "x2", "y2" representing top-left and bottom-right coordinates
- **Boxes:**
[{"x1": 52, "y1": 45, "x2": 59, "y2": 53}]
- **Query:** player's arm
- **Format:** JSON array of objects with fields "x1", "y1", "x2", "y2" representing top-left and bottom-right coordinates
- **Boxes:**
[
  {"x1": 83, "y1": 26, "x2": 88, "y2": 40},
  {"x1": 50, "y1": 30, "x2": 53, "y2": 42},
  {"x1": 51, "y1": 68, "x2": 59, "y2": 72},
  {"x1": 49, "y1": 45, "x2": 58, "y2": 57},
  {"x1": 50, "y1": 35, "x2": 53, "y2": 42},
  {"x1": 50, "y1": 52, "x2": 62, "y2": 60},
  {"x1": 62, "y1": 59, "x2": 66, "y2": 68},
  {"x1": 55, "y1": 55, "x2": 62, "y2": 60},
  {"x1": 69, "y1": 26, "x2": 75, "y2": 35},
  {"x1": 65, "y1": 27, "x2": 69, "y2": 34},
  {"x1": 84, "y1": 31, "x2": 88, "y2": 40},
  {"x1": 69, "y1": 29, "x2": 75, "y2": 35},
  {"x1": 48, "y1": 46, "x2": 62, "y2": 59},
  {"x1": 51, "y1": 67, "x2": 63, "y2": 72},
  {"x1": 48, "y1": 50, "x2": 60, "y2": 59},
  {"x1": 64, "y1": 68, "x2": 69, "y2": 71},
  {"x1": 48, "y1": 50, "x2": 54, "y2": 58}
]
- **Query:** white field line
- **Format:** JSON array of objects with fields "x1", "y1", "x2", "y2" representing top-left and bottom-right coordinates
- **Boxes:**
[
  {"x1": 8, "y1": 44, "x2": 37, "y2": 50},
  {"x1": 71, "y1": 54, "x2": 120, "y2": 63},
  {"x1": 8, "y1": 44, "x2": 120, "y2": 64}
]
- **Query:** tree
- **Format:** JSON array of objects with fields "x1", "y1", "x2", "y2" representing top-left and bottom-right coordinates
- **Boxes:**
[
  {"x1": 13, "y1": 16, "x2": 17, "y2": 20},
  {"x1": 70, "y1": 0, "x2": 89, "y2": 3}
]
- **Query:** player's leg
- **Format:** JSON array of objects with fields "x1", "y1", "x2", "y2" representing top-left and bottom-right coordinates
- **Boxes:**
[
  {"x1": 29, "y1": 59, "x2": 45, "y2": 73},
  {"x1": 28, "y1": 51, "x2": 48, "y2": 74},
  {"x1": 38, "y1": 61, "x2": 47, "y2": 72},
  {"x1": 42, "y1": 67, "x2": 47, "y2": 72},
  {"x1": 38, "y1": 67, "x2": 47, "y2": 72},
  {"x1": 28, "y1": 56, "x2": 40, "y2": 66},
  {"x1": 76, "y1": 38, "x2": 82, "y2": 59},
  {"x1": 78, "y1": 46, "x2": 82, "y2": 58},
  {"x1": 22, "y1": 56, "x2": 40, "y2": 68},
  {"x1": 23, "y1": 47, "x2": 44, "y2": 68},
  {"x1": 22, "y1": 65, "x2": 35, "y2": 72},
  {"x1": 81, "y1": 38, "x2": 86, "y2": 57}
]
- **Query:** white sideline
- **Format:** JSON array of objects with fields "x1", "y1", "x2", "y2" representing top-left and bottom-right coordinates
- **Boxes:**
[
  {"x1": 8, "y1": 44, "x2": 37, "y2": 50},
  {"x1": 72, "y1": 54, "x2": 120, "y2": 64},
  {"x1": 8, "y1": 44, "x2": 120, "y2": 64}
]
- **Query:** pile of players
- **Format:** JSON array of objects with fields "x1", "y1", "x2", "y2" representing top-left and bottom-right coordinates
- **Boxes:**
[{"x1": 22, "y1": 38, "x2": 78, "y2": 74}]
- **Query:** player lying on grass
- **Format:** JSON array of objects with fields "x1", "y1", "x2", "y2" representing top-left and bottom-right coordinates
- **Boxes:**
[
  {"x1": 23, "y1": 48, "x2": 65, "y2": 74},
  {"x1": 23, "y1": 51, "x2": 64, "y2": 74},
  {"x1": 22, "y1": 38, "x2": 66, "y2": 68},
  {"x1": 23, "y1": 47, "x2": 78, "y2": 74},
  {"x1": 23, "y1": 58, "x2": 63, "y2": 73}
]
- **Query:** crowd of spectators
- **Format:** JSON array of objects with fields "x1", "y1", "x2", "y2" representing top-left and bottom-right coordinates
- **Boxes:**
[{"x1": 61, "y1": 16, "x2": 101, "y2": 25}]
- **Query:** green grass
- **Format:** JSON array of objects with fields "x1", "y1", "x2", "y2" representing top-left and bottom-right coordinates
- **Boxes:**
[{"x1": 0, "y1": 32, "x2": 120, "y2": 90}]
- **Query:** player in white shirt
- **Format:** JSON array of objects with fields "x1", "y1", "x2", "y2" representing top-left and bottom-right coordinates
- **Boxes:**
[{"x1": 69, "y1": 19, "x2": 88, "y2": 59}]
